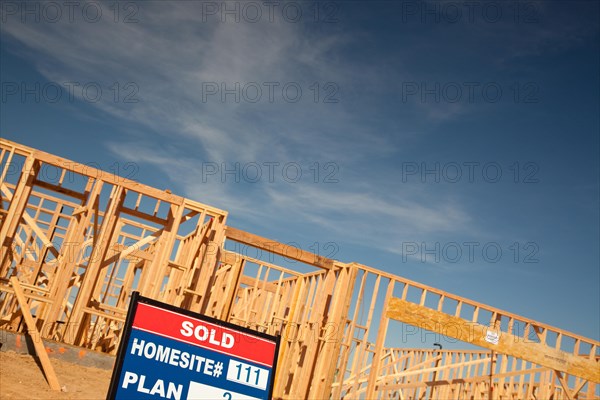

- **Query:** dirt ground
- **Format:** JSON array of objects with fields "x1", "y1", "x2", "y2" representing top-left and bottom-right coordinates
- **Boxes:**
[{"x1": 0, "y1": 351, "x2": 112, "y2": 399}]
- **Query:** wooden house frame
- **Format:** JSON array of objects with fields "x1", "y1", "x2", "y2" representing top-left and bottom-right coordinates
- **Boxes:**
[{"x1": 0, "y1": 138, "x2": 598, "y2": 399}]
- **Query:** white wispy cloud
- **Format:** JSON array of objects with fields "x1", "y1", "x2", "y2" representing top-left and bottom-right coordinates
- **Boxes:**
[{"x1": 2, "y1": 1, "x2": 477, "y2": 257}]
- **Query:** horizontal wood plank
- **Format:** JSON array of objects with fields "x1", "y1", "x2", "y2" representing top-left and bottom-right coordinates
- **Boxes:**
[
  {"x1": 225, "y1": 226, "x2": 334, "y2": 269},
  {"x1": 386, "y1": 298, "x2": 600, "y2": 383}
]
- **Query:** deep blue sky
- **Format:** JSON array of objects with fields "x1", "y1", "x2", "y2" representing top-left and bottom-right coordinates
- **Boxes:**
[{"x1": 1, "y1": 1, "x2": 598, "y2": 344}]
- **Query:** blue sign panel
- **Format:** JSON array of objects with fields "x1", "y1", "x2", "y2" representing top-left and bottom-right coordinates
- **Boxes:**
[{"x1": 107, "y1": 293, "x2": 280, "y2": 400}]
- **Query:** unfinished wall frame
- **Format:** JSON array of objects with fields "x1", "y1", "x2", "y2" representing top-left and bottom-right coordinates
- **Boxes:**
[{"x1": 1, "y1": 138, "x2": 598, "y2": 399}]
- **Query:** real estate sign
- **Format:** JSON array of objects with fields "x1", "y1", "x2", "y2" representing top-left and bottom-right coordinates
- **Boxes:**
[{"x1": 107, "y1": 293, "x2": 280, "y2": 400}]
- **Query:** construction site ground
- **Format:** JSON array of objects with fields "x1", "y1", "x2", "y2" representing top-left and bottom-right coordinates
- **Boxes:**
[{"x1": 0, "y1": 351, "x2": 111, "y2": 399}]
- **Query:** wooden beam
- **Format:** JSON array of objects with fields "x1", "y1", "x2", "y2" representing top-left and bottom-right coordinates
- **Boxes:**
[
  {"x1": 33, "y1": 179, "x2": 86, "y2": 201},
  {"x1": 0, "y1": 138, "x2": 189, "y2": 205},
  {"x1": 120, "y1": 205, "x2": 168, "y2": 226},
  {"x1": 225, "y1": 226, "x2": 334, "y2": 269},
  {"x1": 10, "y1": 277, "x2": 61, "y2": 391},
  {"x1": 238, "y1": 275, "x2": 280, "y2": 293},
  {"x1": 386, "y1": 298, "x2": 600, "y2": 383},
  {"x1": 554, "y1": 370, "x2": 575, "y2": 400}
]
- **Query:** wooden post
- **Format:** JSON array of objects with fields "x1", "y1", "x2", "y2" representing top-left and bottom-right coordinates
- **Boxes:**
[
  {"x1": 365, "y1": 279, "x2": 395, "y2": 398},
  {"x1": 489, "y1": 350, "x2": 496, "y2": 400},
  {"x1": 10, "y1": 277, "x2": 61, "y2": 391}
]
